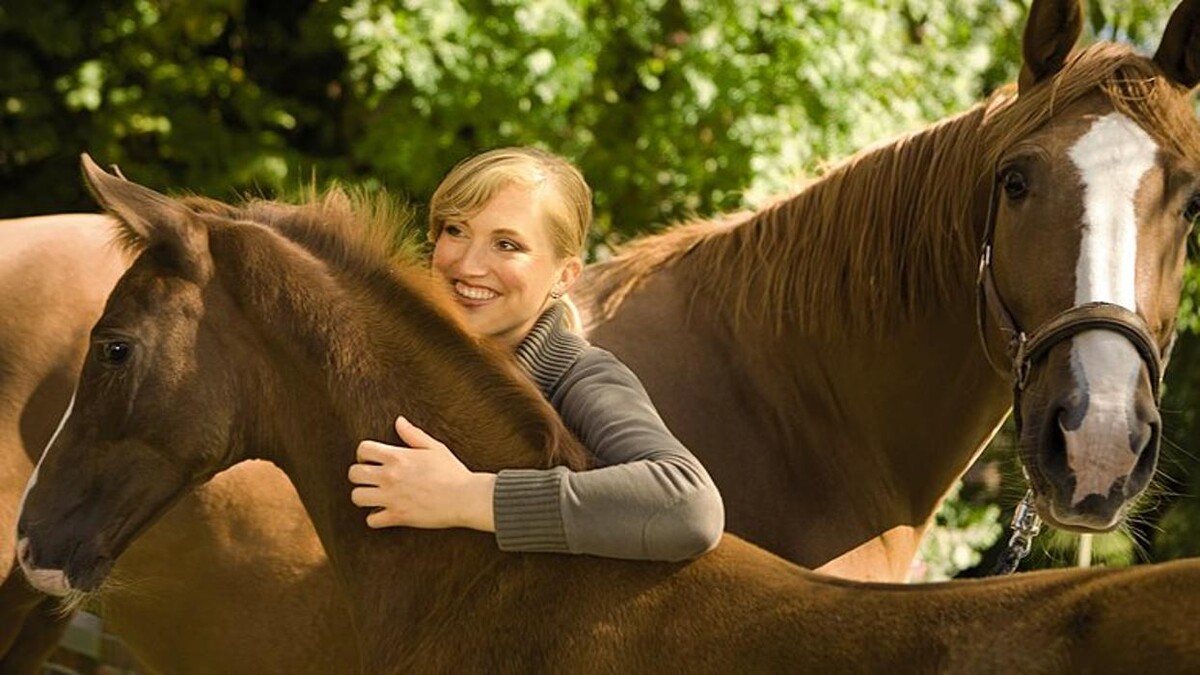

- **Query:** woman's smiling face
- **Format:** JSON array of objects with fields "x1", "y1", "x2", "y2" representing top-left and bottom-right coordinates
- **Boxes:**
[{"x1": 431, "y1": 183, "x2": 580, "y2": 347}]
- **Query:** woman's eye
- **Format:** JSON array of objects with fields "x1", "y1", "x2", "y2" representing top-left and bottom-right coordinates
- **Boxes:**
[
  {"x1": 443, "y1": 224, "x2": 464, "y2": 237},
  {"x1": 496, "y1": 240, "x2": 521, "y2": 252},
  {"x1": 1183, "y1": 194, "x2": 1200, "y2": 224},
  {"x1": 1001, "y1": 168, "x2": 1029, "y2": 200},
  {"x1": 97, "y1": 341, "x2": 133, "y2": 366}
]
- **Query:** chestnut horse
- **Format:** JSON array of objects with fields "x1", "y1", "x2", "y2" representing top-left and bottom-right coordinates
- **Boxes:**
[
  {"x1": 14, "y1": 160, "x2": 1200, "y2": 673},
  {"x1": 576, "y1": 0, "x2": 1200, "y2": 580}
]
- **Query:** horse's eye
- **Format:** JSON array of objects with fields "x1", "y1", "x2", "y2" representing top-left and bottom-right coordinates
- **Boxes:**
[
  {"x1": 1001, "y1": 169, "x2": 1029, "y2": 200},
  {"x1": 97, "y1": 341, "x2": 133, "y2": 366},
  {"x1": 1183, "y1": 193, "x2": 1200, "y2": 224}
]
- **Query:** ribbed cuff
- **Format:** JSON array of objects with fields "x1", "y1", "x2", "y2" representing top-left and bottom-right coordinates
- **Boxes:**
[{"x1": 493, "y1": 467, "x2": 570, "y2": 553}]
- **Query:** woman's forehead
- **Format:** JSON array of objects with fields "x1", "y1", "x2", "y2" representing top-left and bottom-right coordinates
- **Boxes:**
[{"x1": 465, "y1": 184, "x2": 554, "y2": 242}]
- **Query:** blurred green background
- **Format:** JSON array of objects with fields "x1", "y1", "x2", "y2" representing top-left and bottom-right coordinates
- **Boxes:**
[{"x1": 2, "y1": 0, "x2": 1197, "y2": 578}]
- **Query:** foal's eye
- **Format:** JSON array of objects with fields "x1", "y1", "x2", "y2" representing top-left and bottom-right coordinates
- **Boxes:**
[
  {"x1": 97, "y1": 341, "x2": 134, "y2": 366},
  {"x1": 1001, "y1": 169, "x2": 1029, "y2": 200},
  {"x1": 1183, "y1": 194, "x2": 1200, "y2": 224}
]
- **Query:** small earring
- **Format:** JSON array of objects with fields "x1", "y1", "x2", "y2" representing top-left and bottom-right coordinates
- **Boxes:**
[{"x1": 550, "y1": 283, "x2": 564, "y2": 299}]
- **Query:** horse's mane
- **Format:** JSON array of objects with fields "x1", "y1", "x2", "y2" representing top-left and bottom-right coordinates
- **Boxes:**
[
  {"x1": 180, "y1": 188, "x2": 589, "y2": 472},
  {"x1": 179, "y1": 187, "x2": 418, "y2": 273},
  {"x1": 584, "y1": 43, "x2": 1200, "y2": 338}
]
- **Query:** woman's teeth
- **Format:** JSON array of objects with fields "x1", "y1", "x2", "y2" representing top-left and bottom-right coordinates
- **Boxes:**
[{"x1": 455, "y1": 282, "x2": 498, "y2": 301}]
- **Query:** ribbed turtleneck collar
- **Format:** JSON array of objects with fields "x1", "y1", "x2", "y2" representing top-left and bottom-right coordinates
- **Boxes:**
[{"x1": 513, "y1": 302, "x2": 588, "y2": 398}]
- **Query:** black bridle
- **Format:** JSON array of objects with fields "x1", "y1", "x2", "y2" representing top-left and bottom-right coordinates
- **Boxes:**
[{"x1": 974, "y1": 166, "x2": 1169, "y2": 574}]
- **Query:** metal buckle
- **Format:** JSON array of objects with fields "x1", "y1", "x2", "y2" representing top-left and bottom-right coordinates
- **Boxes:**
[
  {"x1": 1006, "y1": 490, "x2": 1043, "y2": 560},
  {"x1": 977, "y1": 244, "x2": 992, "y2": 283},
  {"x1": 1013, "y1": 332, "x2": 1030, "y2": 389}
]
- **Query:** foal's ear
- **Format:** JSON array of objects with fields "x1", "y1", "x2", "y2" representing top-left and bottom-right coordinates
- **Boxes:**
[
  {"x1": 1154, "y1": 0, "x2": 1200, "y2": 90},
  {"x1": 81, "y1": 154, "x2": 211, "y2": 282},
  {"x1": 1019, "y1": 0, "x2": 1084, "y2": 93}
]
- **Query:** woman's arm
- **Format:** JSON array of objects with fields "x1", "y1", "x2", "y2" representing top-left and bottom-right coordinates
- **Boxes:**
[
  {"x1": 348, "y1": 348, "x2": 724, "y2": 561},
  {"x1": 493, "y1": 348, "x2": 724, "y2": 561}
]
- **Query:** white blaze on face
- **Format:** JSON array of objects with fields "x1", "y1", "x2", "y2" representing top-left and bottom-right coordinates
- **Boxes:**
[
  {"x1": 1063, "y1": 113, "x2": 1157, "y2": 507},
  {"x1": 15, "y1": 392, "x2": 77, "y2": 595}
]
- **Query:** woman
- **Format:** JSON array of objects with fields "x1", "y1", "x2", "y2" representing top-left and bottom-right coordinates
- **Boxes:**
[{"x1": 348, "y1": 147, "x2": 723, "y2": 561}]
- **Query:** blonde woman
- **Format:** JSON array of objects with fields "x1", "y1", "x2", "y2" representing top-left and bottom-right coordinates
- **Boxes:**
[{"x1": 348, "y1": 147, "x2": 723, "y2": 560}]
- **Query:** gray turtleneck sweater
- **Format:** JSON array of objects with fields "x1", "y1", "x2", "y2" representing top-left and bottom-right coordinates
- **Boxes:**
[{"x1": 494, "y1": 303, "x2": 724, "y2": 561}]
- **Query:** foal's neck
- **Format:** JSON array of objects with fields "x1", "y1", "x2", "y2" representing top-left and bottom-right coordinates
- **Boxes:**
[{"x1": 214, "y1": 223, "x2": 570, "y2": 664}]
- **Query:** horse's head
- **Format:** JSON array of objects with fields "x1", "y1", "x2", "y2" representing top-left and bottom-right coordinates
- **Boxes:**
[
  {"x1": 982, "y1": 0, "x2": 1200, "y2": 530},
  {"x1": 16, "y1": 158, "x2": 247, "y2": 595}
]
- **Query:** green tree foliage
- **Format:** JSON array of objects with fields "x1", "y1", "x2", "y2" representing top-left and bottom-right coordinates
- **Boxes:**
[
  {"x1": 2, "y1": 0, "x2": 1030, "y2": 239},
  {"x1": 914, "y1": 482, "x2": 1002, "y2": 581}
]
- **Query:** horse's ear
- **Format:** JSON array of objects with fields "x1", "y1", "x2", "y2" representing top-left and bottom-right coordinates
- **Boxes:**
[
  {"x1": 81, "y1": 154, "x2": 211, "y2": 281},
  {"x1": 1019, "y1": 0, "x2": 1084, "y2": 93},
  {"x1": 1154, "y1": 0, "x2": 1200, "y2": 89}
]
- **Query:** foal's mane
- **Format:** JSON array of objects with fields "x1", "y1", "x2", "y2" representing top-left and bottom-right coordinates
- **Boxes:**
[
  {"x1": 175, "y1": 188, "x2": 589, "y2": 472},
  {"x1": 585, "y1": 43, "x2": 1200, "y2": 338}
]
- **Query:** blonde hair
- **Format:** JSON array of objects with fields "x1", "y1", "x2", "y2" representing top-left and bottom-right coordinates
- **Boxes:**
[
  {"x1": 428, "y1": 147, "x2": 592, "y2": 260},
  {"x1": 429, "y1": 147, "x2": 593, "y2": 331}
]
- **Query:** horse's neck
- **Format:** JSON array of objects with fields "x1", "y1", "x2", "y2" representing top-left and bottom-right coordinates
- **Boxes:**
[
  {"x1": 248, "y1": 333, "x2": 562, "y2": 670},
  {"x1": 214, "y1": 226, "x2": 559, "y2": 665},
  {"x1": 215, "y1": 224, "x2": 558, "y2": 471},
  {"x1": 265, "y1": 403, "x2": 501, "y2": 669},
  {"x1": 681, "y1": 111, "x2": 1011, "y2": 525}
]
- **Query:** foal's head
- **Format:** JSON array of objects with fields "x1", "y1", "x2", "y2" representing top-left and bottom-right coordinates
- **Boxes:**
[
  {"x1": 15, "y1": 161, "x2": 247, "y2": 594},
  {"x1": 982, "y1": 0, "x2": 1200, "y2": 530}
]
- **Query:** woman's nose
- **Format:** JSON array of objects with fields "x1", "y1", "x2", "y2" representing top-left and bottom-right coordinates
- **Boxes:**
[{"x1": 453, "y1": 242, "x2": 489, "y2": 276}]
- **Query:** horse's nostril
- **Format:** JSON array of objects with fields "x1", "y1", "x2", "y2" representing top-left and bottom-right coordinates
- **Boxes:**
[
  {"x1": 1131, "y1": 422, "x2": 1153, "y2": 457},
  {"x1": 1129, "y1": 421, "x2": 1160, "y2": 492},
  {"x1": 16, "y1": 537, "x2": 31, "y2": 567},
  {"x1": 1043, "y1": 394, "x2": 1088, "y2": 478},
  {"x1": 1043, "y1": 407, "x2": 1069, "y2": 472},
  {"x1": 1057, "y1": 394, "x2": 1088, "y2": 431}
]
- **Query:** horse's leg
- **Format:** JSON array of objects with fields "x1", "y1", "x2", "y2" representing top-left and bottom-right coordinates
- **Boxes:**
[
  {"x1": 0, "y1": 571, "x2": 71, "y2": 675},
  {"x1": 0, "y1": 375, "x2": 73, "y2": 675}
]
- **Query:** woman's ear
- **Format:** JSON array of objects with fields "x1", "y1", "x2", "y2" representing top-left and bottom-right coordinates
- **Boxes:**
[{"x1": 556, "y1": 256, "x2": 583, "y2": 293}]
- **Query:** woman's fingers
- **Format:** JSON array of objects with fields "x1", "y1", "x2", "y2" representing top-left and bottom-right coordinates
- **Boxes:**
[
  {"x1": 347, "y1": 463, "x2": 382, "y2": 486},
  {"x1": 394, "y1": 416, "x2": 443, "y2": 450},
  {"x1": 365, "y1": 508, "x2": 397, "y2": 529},
  {"x1": 355, "y1": 439, "x2": 399, "y2": 464},
  {"x1": 350, "y1": 486, "x2": 382, "y2": 507},
  {"x1": 349, "y1": 418, "x2": 484, "y2": 530}
]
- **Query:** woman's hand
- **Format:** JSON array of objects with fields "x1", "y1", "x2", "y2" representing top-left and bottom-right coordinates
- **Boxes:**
[{"x1": 348, "y1": 416, "x2": 497, "y2": 532}]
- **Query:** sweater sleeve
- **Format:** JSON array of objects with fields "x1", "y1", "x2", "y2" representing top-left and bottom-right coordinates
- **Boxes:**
[{"x1": 492, "y1": 348, "x2": 724, "y2": 561}]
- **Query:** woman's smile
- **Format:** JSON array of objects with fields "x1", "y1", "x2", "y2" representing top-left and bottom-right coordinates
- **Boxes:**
[{"x1": 453, "y1": 281, "x2": 500, "y2": 305}]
